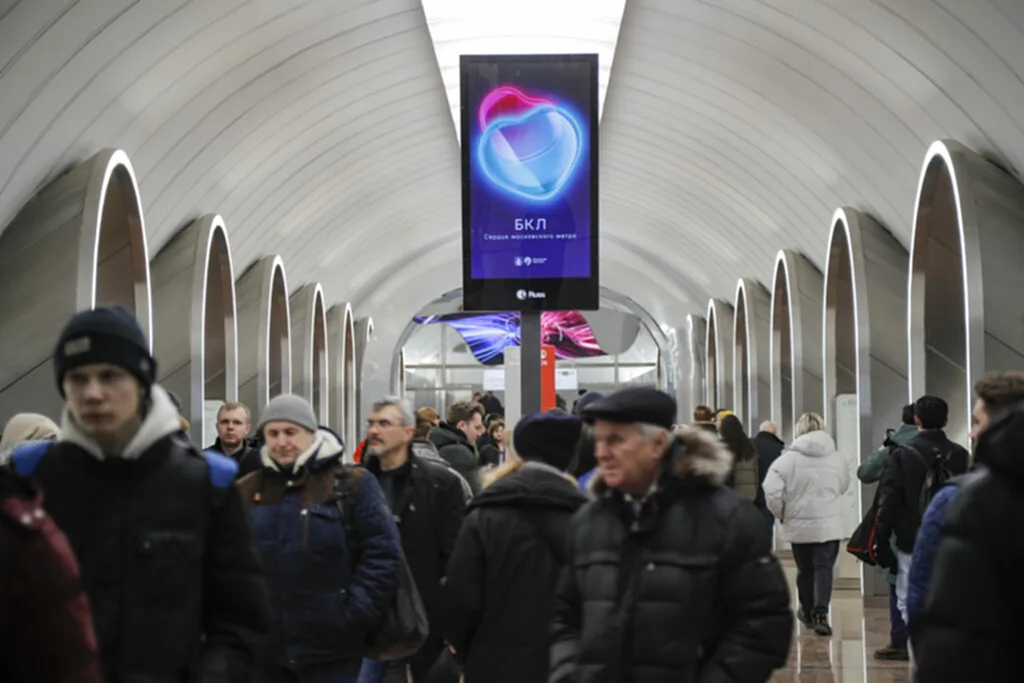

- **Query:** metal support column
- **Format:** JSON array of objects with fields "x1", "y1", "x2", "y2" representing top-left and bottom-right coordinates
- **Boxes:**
[{"x1": 521, "y1": 310, "x2": 542, "y2": 415}]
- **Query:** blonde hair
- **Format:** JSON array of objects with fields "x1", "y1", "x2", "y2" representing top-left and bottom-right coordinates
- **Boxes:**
[{"x1": 795, "y1": 412, "x2": 826, "y2": 437}]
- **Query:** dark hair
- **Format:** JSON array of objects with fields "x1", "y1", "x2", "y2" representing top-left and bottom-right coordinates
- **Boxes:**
[
  {"x1": 901, "y1": 404, "x2": 915, "y2": 425},
  {"x1": 719, "y1": 414, "x2": 756, "y2": 462},
  {"x1": 570, "y1": 426, "x2": 596, "y2": 477},
  {"x1": 914, "y1": 395, "x2": 949, "y2": 430},
  {"x1": 974, "y1": 371, "x2": 1024, "y2": 416},
  {"x1": 693, "y1": 405, "x2": 714, "y2": 423}
]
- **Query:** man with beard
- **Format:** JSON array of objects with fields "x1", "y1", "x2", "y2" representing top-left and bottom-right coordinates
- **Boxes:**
[{"x1": 360, "y1": 397, "x2": 467, "y2": 683}]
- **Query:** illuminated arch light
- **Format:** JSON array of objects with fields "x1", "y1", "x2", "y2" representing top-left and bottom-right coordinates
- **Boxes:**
[
  {"x1": 822, "y1": 207, "x2": 908, "y2": 598},
  {"x1": 733, "y1": 278, "x2": 771, "y2": 432},
  {"x1": 291, "y1": 284, "x2": 329, "y2": 425},
  {"x1": 354, "y1": 316, "x2": 376, "y2": 433},
  {"x1": 236, "y1": 256, "x2": 292, "y2": 419},
  {"x1": 908, "y1": 140, "x2": 1024, "y2": 446},
  {"x1": 705, "y1": 299, "x2": 735, "y2": 411},
  {"x1": 327, "y1": 303, "x2": 356, "y2": 440},
  {"x1": 0, "y1": 148, "x2": 151, "y2": 419},
  {"x1": 151, "y1": 215, "x2": 239, "y2": 445},
  {"x1": 769, "y1": 249, "x2": 824, "y2": 444}
]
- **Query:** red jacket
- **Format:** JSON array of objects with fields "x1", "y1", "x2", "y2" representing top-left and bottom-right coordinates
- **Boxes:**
[{"x1": 0, "y1": 470, "x2": 102, "y2": 683}]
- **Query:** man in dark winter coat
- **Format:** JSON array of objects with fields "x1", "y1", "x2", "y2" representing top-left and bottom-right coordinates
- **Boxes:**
[
  {"x1": 0, "y1": 467, "x2": 102, "y2": 683},
  {"x1": 443, "y1": 411, "x2": 588, "y2": 683},
  {"x1": 551, "y1": 388, "x2": 793, "y2": 683},
  {"x1": 914, "y1": 400, "x2": 1024, "y2": 681},
  {"x1": 752, "y1": 420, "x2": 784, "y2": 530},
  {"x1": 429, "y1": 401, "x2": 485, "y2": 495},
  {"x1": 10, "y1": 306, "x2": 271, "y2": 683},
  {"x1": 872, "y1": 395, "x2": 969, "y2": 623},
  {"x1": 364, "y1": 397, "x2": 467, "y2": 683},
  {"x1": 206, "y1": 401, "x2": 261, "y2": 479}
]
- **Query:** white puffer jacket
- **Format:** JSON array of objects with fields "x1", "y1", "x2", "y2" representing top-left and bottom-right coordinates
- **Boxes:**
[{"x1": 763, "y1": 430, "x2": 851, "y2": 544}]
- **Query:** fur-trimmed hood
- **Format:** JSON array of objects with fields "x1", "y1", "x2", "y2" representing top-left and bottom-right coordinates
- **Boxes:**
[
  {"x1": 260, "y1": 427, "x2": 344, "y2": 472},
  {"x1": 590, "y1": 425, "x2": 734, "y2": 495}
]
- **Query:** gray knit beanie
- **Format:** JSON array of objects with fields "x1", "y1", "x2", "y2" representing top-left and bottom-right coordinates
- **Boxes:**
[{"x1": 258, "y1": 394, "x2": 318, "y2": 434}]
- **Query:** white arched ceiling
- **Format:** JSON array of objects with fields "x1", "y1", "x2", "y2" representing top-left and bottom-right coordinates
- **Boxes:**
[
  {"x1": 3, "y1": 0, "x2": 1024, "y2": 385},
  {"x1": 602, "y1": 0, "x2": 1024, "y2": 308}
]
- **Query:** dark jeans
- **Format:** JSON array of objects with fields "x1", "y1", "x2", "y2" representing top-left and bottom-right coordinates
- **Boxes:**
[
  {"x1": 791, "y1": 540, "x2": 840, "y2": 617},
  {"x1": 260, "y1": 659, "x2": 362, "y2": 683},
  {"x1": 890, "y1": 583, "x2": 908, "y2": 649}
]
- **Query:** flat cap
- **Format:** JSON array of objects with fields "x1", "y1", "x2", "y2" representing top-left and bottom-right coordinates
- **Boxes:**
[{"x1": 582, "y1": 387, "x2": 677, "y2": 430}]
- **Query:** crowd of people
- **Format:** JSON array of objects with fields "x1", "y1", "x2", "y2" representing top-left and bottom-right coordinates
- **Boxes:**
[{"x1": 1, "y1": 304, "x2": 1022, "y2": 682}]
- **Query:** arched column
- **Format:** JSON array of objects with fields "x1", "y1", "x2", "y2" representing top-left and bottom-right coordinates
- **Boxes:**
[
  {"x1": 151, "y1": 214, "x2": 238, "y2": 445},
  {"x1": 236, "y1": 256, "x2": 292, "y2": 422},
  {"x1": 770, "y1": 249, "x2": 824, "y2": 443},
  {"x1": 705, "y1": 299, "x2": 735, "y2": 411},
  {"x1": 733, "y1": 278, "x2": 771, "y2": 432},
  {"x1": 823, "y1": 207, "x2": 908, "y2": 596},
  {"x1": 327, "y1": 303, "x2": 355, "y2": 439},
  {"x1": 909, "y1": 140, "x2": 1024, "y2": 445},
  {"x1": 0, "y1": 149, "x2": 151, "y2": 422},
  {"x1": 291, "y1": 284, "x2": 329, "y2": 425},
  {"x1": 355, "y1": 316, "x2": 375, "y2": 434}
]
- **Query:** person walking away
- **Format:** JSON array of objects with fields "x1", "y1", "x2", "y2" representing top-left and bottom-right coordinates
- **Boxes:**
[
  {"x1": 429, "y1": 401, "x2": 485, "y2": 495},
  {"x1": 905, "y1": 371, "x2": 1024, "y2": 651},
  {"x1": 871, "y1": 396, "x2": 969, "y2": 625},
  {"x1": 0, "y1": 412, "x2": 60, "y2": 467},
  {"x1": 913, "y1": 398, "x2": 1024, "y2": 681},
  {"x1": 719, "y1": 414, "x2": 758, "y2": 502},
  {"x1": 857, "y1": 404, "x2": 916, "y2": 661},
  {"x1": 0, "y1": 465, "x2": 102, "y2": 683},
  {"x1": 692, "y1": 404, "x2": 718, "y2": 435},
  {"x1": 238, "y1": 394, "x2": 403, "y2": 683},
  {"x1": 9, "y1": 305, "x2": 271, "y2": 682},
  {"x1": 763, "y1": 411, "x2": 850, "y2": 636},
  {"x1": 443, "y1": 411, "x2": 587, "y2": 683},
  {"x1": 551, "y1": 388, "x2": 792, "y2": 683},
  {"x1": 752, "y1": 420, "x2": 784, "y2": 536},
  {"x1": 206, "y1": 401, "x2": 261, "y2": 478},
  {"x1": 362, "y1": 397, "x2": 467, "y2": 683}
]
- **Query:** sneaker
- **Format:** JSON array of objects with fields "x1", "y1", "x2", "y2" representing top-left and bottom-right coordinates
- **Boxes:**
[
  {"x1": 812, "y1": 613, "x2": 833, "y2": 637},
  {"x1": 873, "y1": 646, "x2": 910, "y2": 661}
]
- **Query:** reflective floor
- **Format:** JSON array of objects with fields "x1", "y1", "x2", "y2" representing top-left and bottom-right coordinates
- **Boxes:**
[{"x1": 772, "y1": 562, "x2": 912, "y2": 682}]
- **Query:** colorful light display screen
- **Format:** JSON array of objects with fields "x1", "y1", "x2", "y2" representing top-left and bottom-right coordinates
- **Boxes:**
[
  {"x1": 461, "y1": 54, "x2": 599, "y2": 312},
  {"x1": 414, "y1": 311, "x2": 606, "y2": 366}
]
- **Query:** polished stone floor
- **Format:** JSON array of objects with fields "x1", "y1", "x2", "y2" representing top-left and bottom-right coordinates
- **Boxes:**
[{"x1": 771, "y1": 563, "x2": 913, "y2": 682}]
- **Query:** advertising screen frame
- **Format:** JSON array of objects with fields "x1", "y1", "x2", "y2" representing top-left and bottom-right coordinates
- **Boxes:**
[{"x1": 460, "y1": 53, "x2": 600, "y2": 312}]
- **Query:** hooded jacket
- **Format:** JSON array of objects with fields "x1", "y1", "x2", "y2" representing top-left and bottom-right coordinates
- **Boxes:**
[
  {"x1": 550, "y1": 427, "x2": 793, "y2": 683},
  {"x1": 9, "y1": 384, "x2": 271, "y2": 683},
  {"x1": 238, "y1": 428, "x2": 402, "y2": 667},
  {"x1": 0, "y1": 469, "x2": 102, "y2": 683},
  {"x1": 444, "y1": 460, "x2": 587, "y2": 683},
  {"x1": 429, "y1": 423, "x2": 481, "y2": 495},
  {"x1": 762, "y1": 430, "x2": 851, "y2": 544},
  {"x1": 914, "y1": 405, "x2": 1024, "y2": 682}
]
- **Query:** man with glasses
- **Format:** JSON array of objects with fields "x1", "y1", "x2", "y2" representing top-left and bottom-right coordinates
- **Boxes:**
[{"x1": 360, "y1": 397, "x2": 467, "y2": 683}]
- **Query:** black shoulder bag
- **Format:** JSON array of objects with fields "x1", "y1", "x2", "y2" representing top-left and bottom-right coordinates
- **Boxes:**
[{"x1": 335, "y1": 466, "x2": 429, "y2": 661}]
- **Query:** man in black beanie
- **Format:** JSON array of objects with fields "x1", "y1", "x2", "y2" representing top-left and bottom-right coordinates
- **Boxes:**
[
  {"x1": 10, "y1": 305, "x2": 271, "y2": 683},
  {"x1": 442, "y1": 411, "x2": 587, "y2": 683}
]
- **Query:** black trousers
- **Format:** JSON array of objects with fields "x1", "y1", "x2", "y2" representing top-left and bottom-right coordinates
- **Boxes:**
[{"x1": 791, "y1": 540, "x2": 840, "y2": 617}]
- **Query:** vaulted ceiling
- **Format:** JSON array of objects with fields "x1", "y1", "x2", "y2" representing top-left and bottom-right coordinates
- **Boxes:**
[{"x1": 1, "y1": 0, "x2": 1024, "y2": 395}]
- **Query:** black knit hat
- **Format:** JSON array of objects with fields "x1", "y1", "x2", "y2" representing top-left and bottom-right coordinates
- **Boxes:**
[
  {"x1": 53, "y1": 305, "x2": 156, "y2": 395},
  {"x1": 513, "y1": 411, "x2": 583, "y2": 472}
]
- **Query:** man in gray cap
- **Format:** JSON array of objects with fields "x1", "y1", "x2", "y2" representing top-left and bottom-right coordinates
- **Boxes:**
[{"x1": 551, "y1": 387, "x2": 793, "y2": 683}]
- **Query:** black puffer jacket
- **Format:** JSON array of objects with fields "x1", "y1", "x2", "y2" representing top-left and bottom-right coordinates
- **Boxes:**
[
  {"x1": 443, "y1": 461, "x2": 587, "y2": 683},
  {"x1": 551, "y1": 427, "x2": 793, "y2": 683},
  {"x1": 914, "y1": 405, "x2": 1024, "y2": 682},
  {"x1": 10, "y1": 386, "x2": 271, "y2": 683},
  {"x1": 751, "y1": 431, "x2": 784, "y2": 508},
  {"x1": 430, "y1": 423, "x2": 481, "y2": 495}
]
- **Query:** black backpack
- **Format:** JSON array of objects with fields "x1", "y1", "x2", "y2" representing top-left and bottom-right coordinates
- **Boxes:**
[{"x1": 914, "y1": 447, "x2": 954, "y2": 516}]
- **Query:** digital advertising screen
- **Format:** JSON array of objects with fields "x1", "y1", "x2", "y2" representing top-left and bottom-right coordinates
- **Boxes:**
[{"x1": 460, "y1": 54, "x2": 599, "y2": 312}]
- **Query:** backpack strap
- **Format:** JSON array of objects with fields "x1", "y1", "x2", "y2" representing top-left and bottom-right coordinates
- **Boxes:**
[{"x1": 9, "y1": 441, "x2": 52, "y2": 477}]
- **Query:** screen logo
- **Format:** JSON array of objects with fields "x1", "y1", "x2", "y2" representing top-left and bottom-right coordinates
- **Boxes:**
[{"x1": 476, "y1": 85, "x2": 583, "y2": 202}]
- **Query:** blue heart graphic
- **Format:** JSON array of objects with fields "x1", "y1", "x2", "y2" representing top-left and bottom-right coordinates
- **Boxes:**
[{"x1": 478, "y1": 104, "x2": 583, "y2": 201}]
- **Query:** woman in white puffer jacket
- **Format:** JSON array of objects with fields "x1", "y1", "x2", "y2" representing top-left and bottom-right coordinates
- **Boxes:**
[{"x1": 763, "y1": 412, "x2": 850, "y2": 637}]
